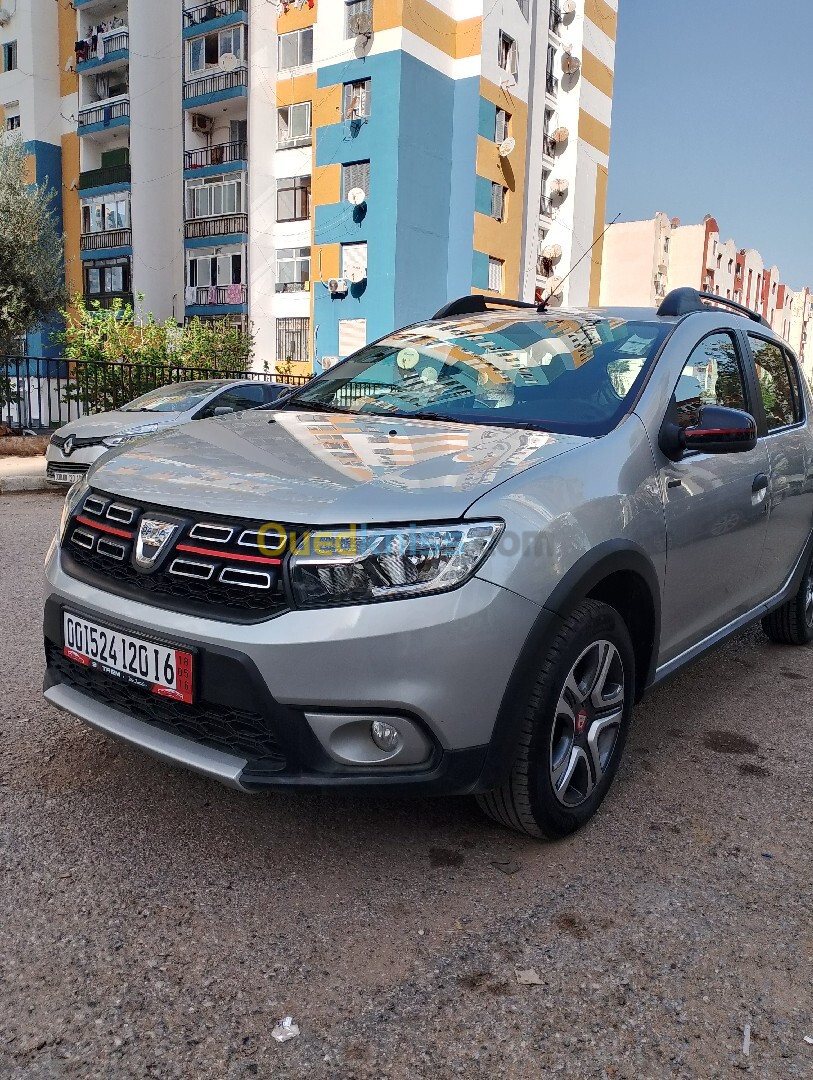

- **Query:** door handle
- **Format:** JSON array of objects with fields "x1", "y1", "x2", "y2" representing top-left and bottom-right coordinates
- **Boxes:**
[{"x1": 752, "y1": 473, "x2": 769, "y2": 494}]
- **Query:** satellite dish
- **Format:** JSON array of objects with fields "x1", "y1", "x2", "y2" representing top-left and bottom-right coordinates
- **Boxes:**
[
  {"x1": 347, "y1": 187, "x2": 366, "y2": 206},
  {"x1": 348, "y1": 267, "x2": 366, "y2": 284},
  {"x1": 396, "y1": 348, "x2": 420, "y2": 371},
  {"x1": 349, "y1": 12, "x2": 373, "y2": 37},
  {"x1": 498, "y1": 136, "x2": 516, "y2": 159},
  {"x1": 218, "y1": 52, "x2": 239, "y2": 72}
]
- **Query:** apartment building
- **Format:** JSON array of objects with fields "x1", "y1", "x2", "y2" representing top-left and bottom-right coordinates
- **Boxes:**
[
  {"x1": 2, "y1": 0, "x2": 618, "y2": 369},
  {"x1": 600, "y1": 213, "x2": 813, "y2": 377}
]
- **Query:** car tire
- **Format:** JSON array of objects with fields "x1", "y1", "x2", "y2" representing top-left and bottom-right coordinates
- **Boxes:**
[
  {"x1": 477, "y1": 599, "x2": 635, "y2": 840},
  {"x1": 761, "y1": 550, "x2": 813, "y2": 646}
]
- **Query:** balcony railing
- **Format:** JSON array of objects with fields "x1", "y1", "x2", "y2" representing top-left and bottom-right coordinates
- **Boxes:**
[
  {"x1": 183, "y1": 67, "x2": 248, "y2": 101},
  {"x1": 275, "y1": 281, "x2": 310, "y2": 294},
  {"x1": 540, "y1": 196, "x2": 554, "y2": 217},
  {"x1": 546, "y1": 71, "x2": 558, "y2": 96},
  {"x1": 184, "y1": 214, "x2": 248, "y2": 240},
  {"x1": 78, "y1": 98, "x2": 130, "y2": 129},
  {"x1": 83, "y1": 292, "x2": 134, "y2": 310},
  {"x1": 542, "y1": 133, "x2": 556, "y2": 157},
  {"x1": 187, "y1": 284, "x2": 247, "y2": 306},
  {"x1": 184, "y1": 140, "x2": 247, "y2": 169},
  {"x1": 78, "y1": 164, "x2": 131, "y2": 190},
  {"x1": 80, "y1": 228, "x2": 132, "y2": 252},
  {"x1": 549, "y1": 3, "x2": 561, "y2": 32},
  {"x1": 101, "y1": 30, "x2": 129, "y2": 56},
  {"x1": 184, "y1": 0, "x2": 248, "y2": 26}
]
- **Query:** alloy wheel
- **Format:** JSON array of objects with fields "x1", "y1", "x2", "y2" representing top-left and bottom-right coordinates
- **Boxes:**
[{"x1": 549, "y1": 640, "x2": 625, "y2": 807}]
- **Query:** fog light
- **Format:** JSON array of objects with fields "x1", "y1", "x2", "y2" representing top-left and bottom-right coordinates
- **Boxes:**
[{"x1": 371, "y1": 720, "x2": 401, "y2": 753}]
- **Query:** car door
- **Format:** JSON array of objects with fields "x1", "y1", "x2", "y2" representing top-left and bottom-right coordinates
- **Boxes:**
[
  {"x1": 659, "y1": 330, "x2": 770, "y2": 661},
  {"x1": 746, "y1": 334, "x2": 813, "y2": 595}
]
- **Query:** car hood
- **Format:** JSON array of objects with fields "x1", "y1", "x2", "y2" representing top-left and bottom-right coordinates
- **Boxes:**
[
  {"x1": 88, "y1": 409, "x2": 589, "y2": 524},
  {"x1": 57, "y1": 411, "x2": 184, "y2": 439}
]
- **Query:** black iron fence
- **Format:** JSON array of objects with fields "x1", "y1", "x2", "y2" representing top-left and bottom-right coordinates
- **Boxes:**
[
  {"x1": 184, "y1": 140, "x2": 247, "y2": 170},
  {"x1": 0, "y1": 357, "x2": 311, "y2": 434},
  {"x1": 184, "y1": 0, "x2": 248, "y2": 26},
  {"x1": 78, "y1": 99, "x2": 130, "y2": 129},
  {"x1": 183, "y1": 68, "x2": 247, "y2": 102}
]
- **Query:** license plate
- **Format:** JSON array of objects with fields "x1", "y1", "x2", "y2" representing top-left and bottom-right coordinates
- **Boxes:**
[
  {"x1": 48, "y1": 469, "x2": 78, "y2": 484},
  {"x1": 62, "y1": 611, "x2": 194, "y2": 704}
]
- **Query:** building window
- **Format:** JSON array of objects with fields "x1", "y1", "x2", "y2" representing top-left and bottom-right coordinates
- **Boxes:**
[
  {"x1": 345, "y1": 0, "x2": 373, "y2": 38},
  {"x1": 491, "y1": 183, "x2": 506, "y2": 222},
  {"x1": 5, "y1": 111, "x2": 20, "y2": 131},
  {"x1": 2, "y1": 42, "x2": 17, "y2": 73},
  {"x1": 516, "y1": 0, "x2": 529, "y2": 19},
  {"x1": 341, "y1": 160, "x2": 370, "y2": 200},
  {"x1": 343, "y1": 78, "x2": 371, "y2": 119},
  {"x1": 275, "y1": 247, "x2": 311, "y2": 293},
  {"x1": 276, "y1": 174, "x2": 311, "y2": 222},
  {"x1": 494, "y1": 108, "x2": 510, "y2": 143},
  {"x1": 488, "y1": 257, "x2": 504, "y2": 293},
  {"x1": 338, "y1": 318, "x2": 367, "y2": 357},
  {"x1": 188, "y1": 26, "x2": 244, "y2": 74},
  {"x1": 187, "y1": 246, "x2": 244, "y2": 288},
  {"x1": 498, "y1": 32, "x2": 518, "y2": 77},
  {"x1": 80, "y1": 193, "x2": 130, "y2": 234},
  {"x1": 341, "y1": 242, "x2": 367, "y2": 280},
  {"x1": 549, "y1": 2, "x2": 561, "y2": 31},
  {"x1": 186, "y1": 174, "x2": 244, "y2": 219},
  {"x1": 277, "y1": 317, "x2": 310, "y2": 365},
  {"x1": 84, "y1": 258, "x2": 131, "y2": 297},
  {"x1": 278, "y1": 27, "x2": 313, "y2": 70},
  {"x1": 278, "y1": 102, "x2": 311, "y2": 148}
]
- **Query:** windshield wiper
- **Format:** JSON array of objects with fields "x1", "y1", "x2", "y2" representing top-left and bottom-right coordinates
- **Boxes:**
[
  {"x1": 412, "y1": 409, "x2": 550, "y2": 432},
  {"x1": 272, "y1": 399, "x2": 355, "y2": 414}
]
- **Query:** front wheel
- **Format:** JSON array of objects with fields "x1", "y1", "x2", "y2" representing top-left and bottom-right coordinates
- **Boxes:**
[{"x1": 477, "y1": 599, "x2": 635, "y2": 839}]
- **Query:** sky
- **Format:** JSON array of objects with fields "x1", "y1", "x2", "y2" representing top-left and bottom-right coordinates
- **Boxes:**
[{"x1": 606, "y1": 0, "x2": 813, "y2": 289}]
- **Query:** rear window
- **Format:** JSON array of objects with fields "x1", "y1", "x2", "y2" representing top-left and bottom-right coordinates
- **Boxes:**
[{"x1": 290, "y1": 315, "x2": 670, "y2": 436}]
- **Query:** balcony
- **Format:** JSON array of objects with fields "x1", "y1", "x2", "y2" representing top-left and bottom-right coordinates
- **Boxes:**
[
  {"x1": 183, "y1": 67, "x2": 248, "y2": 106},
  {"x1": 549, "y1": 3, "x2": 561, "y2": 32},
  {"x1": 542, "y1": 132, "x2": 556, "y2": 158},
  {"x1": 275, "y1": 281, "x2": 310, "y2": 294},
  {"x1": 78, "y1": 98, "x2": 130, "y2": 133},
  {"x1": 83, "y1": 292, "x2": 134, "y2": 310},
  {"x1": 187, "y1": 284, "x2": 247, "y2": 306},
  {"x1": 78, "y1": 164, "x2": 131, "y2": 191},
  {"x1": 80, "y1": 229, "x2": 132, "y2": 252},
  {"x1": 76, "y1": 29, "x2": 129, "y2": 72},
  {"x1": 184, "y1": 140, "x2": 247, "y2": 170},
  {"x1": 546, "y1": 72, "x2": 559, "y2": 96},
  {"x1": 540, "y1": 196, "x2": 554, "y2": 218},
  {"x1": 184, "y1": 214, "x2": 248, "y2": 240},
  {"x1": 184, "y1": 0, "x2": 248, "y2": 27}
]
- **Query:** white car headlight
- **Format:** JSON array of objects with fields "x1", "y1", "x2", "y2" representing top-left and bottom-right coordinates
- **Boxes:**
[
  {"x1": 289, "y1": 521, "x2": 503, "y2": 608},
  {"x1": 102, "y1": 424, "x2": 160, "y2": 448},
  {"x1": 59, "y1": 476, "x2": 89, "y2": 543}
]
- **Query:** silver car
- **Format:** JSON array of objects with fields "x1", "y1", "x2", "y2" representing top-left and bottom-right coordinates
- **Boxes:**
[
  {"x1": 43, "y1": 288, "x2": 813, "y2": 838},
  {"x1": 46, "y1": 379, "x2": 291, "y2": 486}
]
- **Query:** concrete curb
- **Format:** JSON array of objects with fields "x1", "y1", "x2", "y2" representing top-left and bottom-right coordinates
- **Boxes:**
[{"x1": 0, "y1": 475, "x2": 55, "y2": 494}]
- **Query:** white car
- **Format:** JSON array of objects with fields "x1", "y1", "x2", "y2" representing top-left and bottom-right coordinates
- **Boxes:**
[{"x1": 46, "y1": 378, "x2": 291, "y2": 486}]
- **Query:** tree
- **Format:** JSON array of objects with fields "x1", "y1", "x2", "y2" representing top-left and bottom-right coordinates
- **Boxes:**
[{"x1": 0, "y1": 137, "x2": 65, "y2": 355}]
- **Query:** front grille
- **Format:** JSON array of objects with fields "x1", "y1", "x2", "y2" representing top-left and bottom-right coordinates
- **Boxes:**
[
  {"x1": 46, "y1": 642, "x2": 286, "y2": 769},
  {"x1": 48, "y1": 463, "x2": 90, "y2": 478},
  {"x1": 50, "y1": 433, "x2": 104, "y2": 450},
  {"x1": 62, "y1": 491, "x2": 291, "y2": 621}
]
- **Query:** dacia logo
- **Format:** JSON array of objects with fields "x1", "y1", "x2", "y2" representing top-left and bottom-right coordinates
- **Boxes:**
[{"x1": 134, "y1": 518, "x2": 178, "y2": 570}]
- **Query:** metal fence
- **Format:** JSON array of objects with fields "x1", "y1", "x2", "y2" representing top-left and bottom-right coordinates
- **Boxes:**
[{"x1": 0, "y1": 357, "x2": 312, "y2": 434}]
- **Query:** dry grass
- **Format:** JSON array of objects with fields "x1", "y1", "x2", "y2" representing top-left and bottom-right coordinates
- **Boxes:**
[{"x1": 0, "y1": 435, "x2": 50, "y2": 457}]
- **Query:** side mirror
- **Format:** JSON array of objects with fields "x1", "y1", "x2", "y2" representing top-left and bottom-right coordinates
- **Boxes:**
[
  {"x1": 212, "y1": 406, "x2": 234, "y2": 416},
  {"x1": 682, "y1": 405, "x2": 757, "y2": 456}
]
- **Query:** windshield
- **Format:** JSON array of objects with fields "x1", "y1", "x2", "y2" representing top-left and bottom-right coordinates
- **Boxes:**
[
  {"x1": 120, "y1": 381, "x2": 226, "y2": 413},
  {"x1": 286, "y1": 315, "x2": 670, "y2": 436}
]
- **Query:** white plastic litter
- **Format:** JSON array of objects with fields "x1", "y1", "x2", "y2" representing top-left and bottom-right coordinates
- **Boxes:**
[
  {"x1": 272, "y1": 1017, "x2": 300, "y2": 1043},
  {"x1": 804, "y1": 1035, "x2": 813, "y2": 1045},
  {"x1": 742, "y1": 1024, "x2": 751, "y2": 1056},
  {"x1": 515, "y1": 968, "x2": 542, "y2": 985}
]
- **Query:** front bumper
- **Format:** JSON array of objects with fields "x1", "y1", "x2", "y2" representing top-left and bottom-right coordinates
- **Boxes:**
[
  {"x1": 46, "y1": 444, "x2": 106, "y2": 485},
  {"x1": 44, "y1": 540, "x2": 542, "y2": 793}
]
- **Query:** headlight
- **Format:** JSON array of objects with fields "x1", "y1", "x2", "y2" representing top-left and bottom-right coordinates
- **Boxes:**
[
  {"x1": 289, "y1": 521, "x2": 503, "y2": 608},
  {"x1": 59, "y1": 476, "x2": 89, "y2": 543},
  {"x1": 102, "y1": 424, "x2": 160, "y2": 447}
]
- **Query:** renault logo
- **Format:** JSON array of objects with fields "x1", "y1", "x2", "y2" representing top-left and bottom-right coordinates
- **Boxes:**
[
  {"x1": 134, "y1": 518, "x2": 178, "y2": 569},
  {"x1": 63, "y1": 436, "x2": 74, "y2": 456}
]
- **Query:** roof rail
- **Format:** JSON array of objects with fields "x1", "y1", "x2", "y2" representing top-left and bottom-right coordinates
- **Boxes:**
[
  {"x1": 657, "y1": 286, "x2": 769, "y2": 327},
  {"x1": 432, "y1": 295, "x2": 538, "y2": 320}
]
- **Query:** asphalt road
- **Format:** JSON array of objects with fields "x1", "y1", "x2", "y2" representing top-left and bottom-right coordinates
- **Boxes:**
[{"x1": 2, "y1": 492, "x2": 813, "y2": 1079}]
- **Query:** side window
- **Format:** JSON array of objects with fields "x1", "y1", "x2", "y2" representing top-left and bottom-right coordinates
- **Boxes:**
[
  {"x1": 674, "y1": 332, "x2": 747, "y2": 430},
  {"x1": 747, "y1": 334, "x2": 800, "y2": 431},
  {"x1": 197, "y1": 385, "x2": 266, "y2": 418}
]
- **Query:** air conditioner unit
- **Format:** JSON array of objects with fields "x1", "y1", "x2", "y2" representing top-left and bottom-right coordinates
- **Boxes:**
[
  {"x1": 349, "y1": 12, "x2": 373, "y2": 38},
  {"x1": 327, "y1": 278, "x2": 349, "y2": 295},
  {"x1": 191, "y1": 113, "x2": 214, "y2": 135}
]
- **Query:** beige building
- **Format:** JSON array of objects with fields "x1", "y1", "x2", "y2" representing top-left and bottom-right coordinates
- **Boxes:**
[{"x1": 599, "y1": 213, "x2": 813, "y2": 378}]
